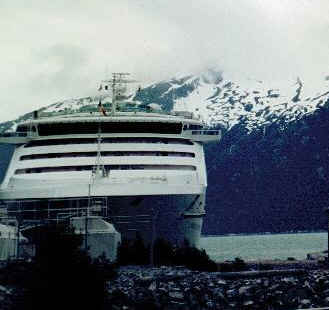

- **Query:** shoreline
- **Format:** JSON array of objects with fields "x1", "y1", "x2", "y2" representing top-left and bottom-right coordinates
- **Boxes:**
[
  {"x1": 202, "y1": 230, "x2": 327, "y2": 238},
  {"x1": 200, "y1": 232, "x2": 328, "y2": 262},
  {"x1": 216, "y1": 258, "x2": 322, "y2": 274}
]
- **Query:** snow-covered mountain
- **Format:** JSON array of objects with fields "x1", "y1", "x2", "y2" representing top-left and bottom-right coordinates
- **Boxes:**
[
  {"x1": 1, "y1": 69, "x2": 328, "y2": 134},
  {"x1": 134, "y1": 69, "x2": 329, "y2": 131}
]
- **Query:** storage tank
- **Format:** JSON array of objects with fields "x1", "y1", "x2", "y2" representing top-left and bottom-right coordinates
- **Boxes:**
[{"x1": 71, "y1": 216, "x2": 121, "y2": 261}]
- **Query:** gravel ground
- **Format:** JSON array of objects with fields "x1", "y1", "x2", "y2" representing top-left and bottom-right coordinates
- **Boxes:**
[{"x1": 106, "y1": 265, "x2": 329, "y2": 309}]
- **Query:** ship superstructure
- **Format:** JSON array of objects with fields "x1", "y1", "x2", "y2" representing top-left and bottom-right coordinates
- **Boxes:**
[{"x1": 0, "y1": 73, "x2": 220, "y2": 246}]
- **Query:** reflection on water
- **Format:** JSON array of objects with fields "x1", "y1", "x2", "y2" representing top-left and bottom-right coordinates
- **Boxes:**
[{"x1": 200, "y1": 232, "x2": 327, "y2": 261}]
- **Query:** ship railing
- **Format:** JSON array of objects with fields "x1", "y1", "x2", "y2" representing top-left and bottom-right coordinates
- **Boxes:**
[
  {"x1": 108, "y1": 173, "x2": 196, "y2": 185},
  {"x1": 0, "y1": 131, "x2": 40, "y2": 138},
  {"x1": 1, "y1": 201, "x2": 109, "y2": 223},
  {"x1": 190, "y1": 130, "x2": 220, "y2": 136},
  {"x1": 182, "y1": 129, "x2": 221, "y2": 142},
  {"x1": 38, "y1": 106, "x2": 200, "y2": 120},
  {"x1": 0, "y1": 131, "x2": 38, "y2": 144},
  {"x1": 0, "y1": 132, "x2": 28, "y2": 138}
]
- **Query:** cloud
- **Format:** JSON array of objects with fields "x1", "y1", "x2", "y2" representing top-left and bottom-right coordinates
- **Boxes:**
[
  {"x1": 0, "y1": 0, "x2": 328, "y2": 122},
  {"x1": 28, "y1": 44, "x2": 90, "y2": 96}
]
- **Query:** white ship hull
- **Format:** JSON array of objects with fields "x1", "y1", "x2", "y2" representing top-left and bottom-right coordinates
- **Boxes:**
[
  {"x1": 1, "y1": 168, "x2": 206, "y2": 246},
  {"x1": 0, "y1": 139, "x2": 208, "y2": 246},
  {"x1": 0, "y1": 110, "x2": 220, "y2": 247},
  {"x1": 1, "y1": 171, "x2": 203, "y2": 199}
]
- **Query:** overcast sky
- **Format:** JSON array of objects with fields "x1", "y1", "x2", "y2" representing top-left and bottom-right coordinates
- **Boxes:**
[{"x1": 0, "y1": 0, "x2": 328, "y2": 122}]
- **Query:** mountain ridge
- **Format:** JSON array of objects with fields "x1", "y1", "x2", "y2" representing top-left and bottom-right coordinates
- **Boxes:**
[{"x1": 1, "y1": 70, "x2": 328, "y2": 134}]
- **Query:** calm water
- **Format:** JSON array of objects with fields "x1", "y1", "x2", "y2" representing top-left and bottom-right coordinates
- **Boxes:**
[{"x1": 200, "y1": 232, "x2": 327, "y2": 261}]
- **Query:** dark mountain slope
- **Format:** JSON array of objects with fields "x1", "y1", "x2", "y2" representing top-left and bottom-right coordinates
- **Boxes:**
[
  {"x1": 204, "y1": 99, "x2": 329, "y2": 234},
  {"x1": 0, "y1": 144, "x2": 14, "y2": 184}
]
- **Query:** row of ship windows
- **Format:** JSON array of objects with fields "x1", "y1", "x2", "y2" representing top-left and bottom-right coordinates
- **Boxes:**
[
  {"x1": 20, "y1": 151, "x2": 196, "y2": 161},
  {"x1": 17, "y1": 123, "x2": 203, "y2": 135},
  {"x1": 15, "y1": 164, "x2": 197, "y2": 174},
  {"x1": 24, "y1": 138, "x2": 194, "y2": 148},
  {"x1": 18, "y1": 122, "x2": 188, "y2": 136}
]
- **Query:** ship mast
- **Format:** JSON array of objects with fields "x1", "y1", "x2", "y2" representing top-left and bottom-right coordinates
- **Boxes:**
[
  {"x1": 87, "y1": 72, "x2": 137, "y2": 201},
  {"x1": 102, "y1": 72, "x2": 135, "y2": 115}
]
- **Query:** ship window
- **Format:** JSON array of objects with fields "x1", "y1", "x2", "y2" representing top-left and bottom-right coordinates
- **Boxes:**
[
  {"x1": 24, "y1": 137, "x2": 193, "y2": 147},
  {"x1": 24, "y1": 138, "x2": 96, "y2": 147},
  {"x1": 20, "y1": 151, "x2": 195, "y2": 160},
  {"x1": 15, "y1": 164, "x2": 196, "y2": 174},
  {"x1": 37, "y1": 122, "x2": 183, "y2": 136},
  {"x1": 16, "y1": 125, "x2": 38, "y2": 132},
  {"x1": 16, "y1": 125, "x2": 28, "y2": 132}
]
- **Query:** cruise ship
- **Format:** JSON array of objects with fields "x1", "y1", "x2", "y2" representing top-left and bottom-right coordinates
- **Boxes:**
[{"x1": 0, "y1": 73, "x2": 220, "y2": 247}]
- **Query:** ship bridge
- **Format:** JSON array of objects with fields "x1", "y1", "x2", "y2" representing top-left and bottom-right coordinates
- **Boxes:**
[{"x1": 0, "y1": 112, "x2": 221, "y2": 144}]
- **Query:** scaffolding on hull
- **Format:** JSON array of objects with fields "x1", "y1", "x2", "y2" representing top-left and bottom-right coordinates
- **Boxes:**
[
  {"x1": 0, "y1": 195, "x2": 156, "y2": 259},
  {"x1": 0, "y1": 197, "x2": 130, "y2": 261}
]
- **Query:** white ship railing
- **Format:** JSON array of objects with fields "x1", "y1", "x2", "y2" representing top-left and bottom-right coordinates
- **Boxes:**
[
  {"x1": 0, "y1": 132, "x2": 28, "y2": 138},
  {"x1": 0, "y1": 129, "x2": 221, "y2": 144},
  {"x1": 39, "y1": 109, "x2": 200, "y2": 120},
  {"x1": 190, "y1": 130, "x2": 220, "y2": 136},
  {"x1": 182, "y1": 129, "x2": 221, "y2": 142},
  {"x1": 0, "y1": 131, "x2": 38, "y2": 144},
  {"x1": 8, "y1": 173, "x2": 197, "y2": 187}
]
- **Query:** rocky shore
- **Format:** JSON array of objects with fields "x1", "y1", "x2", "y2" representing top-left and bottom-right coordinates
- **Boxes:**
[
  {"x1": 2, "y1": 263, "x2": 329, "y2": 309},
  {"x1": 107, "y1": 265, "x2": 329, "y2": 309}
]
